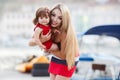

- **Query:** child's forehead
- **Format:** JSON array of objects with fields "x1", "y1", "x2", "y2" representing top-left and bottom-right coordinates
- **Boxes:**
[
  {"x1": 39, "y1": 13, "x2": 49, "y2": 15},
  {"x1": 39, "y1": 15, "x2": 49, "y2": 18}
]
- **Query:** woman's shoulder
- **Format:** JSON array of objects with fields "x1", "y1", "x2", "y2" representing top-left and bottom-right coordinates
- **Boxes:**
[
  {"x1": 61, "y1": 31, "x2": 66, "y2": 38},
  {"x1": 59, "y1": 31, "x2": 66, "y2": 42}
]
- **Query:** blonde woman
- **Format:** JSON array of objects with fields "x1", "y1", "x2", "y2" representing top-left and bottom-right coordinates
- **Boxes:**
[{"x1": 40, "y1": 3, "x2": 79, "y2": 80}]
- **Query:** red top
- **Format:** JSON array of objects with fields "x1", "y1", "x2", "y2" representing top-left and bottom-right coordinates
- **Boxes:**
[
  {"x1": 34, "y1": 23, "x2": 52, "y2": 49},
  {"x1": 34, "y1": 23, "x2": 51, "y2": 35}
]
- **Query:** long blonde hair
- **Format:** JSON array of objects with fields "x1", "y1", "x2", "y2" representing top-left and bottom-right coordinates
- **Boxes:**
[{"x1": 51, "y1": 3, "x2": 79, "y2": 69}]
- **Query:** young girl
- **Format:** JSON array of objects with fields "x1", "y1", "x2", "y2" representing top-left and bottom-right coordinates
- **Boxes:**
[{"x1": 29, "y1": 6, "x2": 58, "y2": 51}]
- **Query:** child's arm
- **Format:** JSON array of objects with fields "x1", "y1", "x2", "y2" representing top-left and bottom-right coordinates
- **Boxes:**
[{"x1": 34, "y1": 27, "x2": 46, "y2": 49}]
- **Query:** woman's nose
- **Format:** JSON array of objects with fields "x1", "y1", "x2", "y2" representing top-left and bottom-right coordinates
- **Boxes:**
[{"x1": 53, "y1": 17, "x2": 57, "y2": 22}]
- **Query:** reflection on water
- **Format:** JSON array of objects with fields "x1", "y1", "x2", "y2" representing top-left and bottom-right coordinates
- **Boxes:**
[
  {"x1": 0, "y1": 47, "x2": 44, "y2": 70},
  {"x1": 0, "y1": 34, "x2": 45, "y2": 70},
  {"x1": 79, "y1": 35, "x2": 120, "y2": 57}
]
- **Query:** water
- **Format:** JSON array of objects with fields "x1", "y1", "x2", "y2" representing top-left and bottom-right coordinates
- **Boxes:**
[{"x1": 0, "y1": 47, "x2": 44, "y2": 70}]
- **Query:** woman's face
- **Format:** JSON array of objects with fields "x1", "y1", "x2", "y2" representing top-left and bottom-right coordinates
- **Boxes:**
[{"x1": 51, "y1": 8, "x2": 62, "y2": 28}]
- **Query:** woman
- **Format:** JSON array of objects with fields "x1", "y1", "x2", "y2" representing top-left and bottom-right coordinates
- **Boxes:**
[{"x1": 40, "y1": 3, "x2": 79, "y2": 80}]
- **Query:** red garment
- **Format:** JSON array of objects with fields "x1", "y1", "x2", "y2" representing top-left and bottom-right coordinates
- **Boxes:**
[
  {"x1": 34, "y1": 23, "x2": 52, "y2": 49},
  {"x1": 48, "y1": 56, "x2": 77, "y2": 77}
]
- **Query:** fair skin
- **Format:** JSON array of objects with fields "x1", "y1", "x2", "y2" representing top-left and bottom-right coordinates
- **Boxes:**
[
  {"x1": 29, "y1": 14, "x2": 58, "y2": 51},
  {"x1": 34, "y1": 17, "x2": 50, "y2": 49},
  {"x1": 40, "y1": 8, "x2": 70, "y2": 80},
  {"x1": 29, "y1": 16, "x2": 50, "y2": 48},
  {"x1": 39, "y1": 4, "x2": 79, "y2": 80}
]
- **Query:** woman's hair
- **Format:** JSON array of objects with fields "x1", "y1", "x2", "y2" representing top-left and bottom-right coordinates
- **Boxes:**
[
  {"x1": 51, "y1": 3, "x2": 79, "y2": 69},
  {"x1": 33, "y1": 6, "x2": 50, "y2": 25}
]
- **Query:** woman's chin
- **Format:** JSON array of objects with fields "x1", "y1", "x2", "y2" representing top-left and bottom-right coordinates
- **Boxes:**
[{"x1": 51, "y1": 24, "x2": 57, "y2": 28}]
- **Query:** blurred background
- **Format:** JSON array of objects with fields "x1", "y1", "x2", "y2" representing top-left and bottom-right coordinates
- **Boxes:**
[{"x1": 0, "y1": 0, "x2": 120, "y2": 79}]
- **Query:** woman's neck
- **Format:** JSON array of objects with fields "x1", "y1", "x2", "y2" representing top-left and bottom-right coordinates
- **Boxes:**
[{"x1": 51, "y1": 27, "x2": 58, "y2": 29}]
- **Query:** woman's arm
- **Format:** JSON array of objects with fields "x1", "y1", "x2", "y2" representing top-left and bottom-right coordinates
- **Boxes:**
[{"x1": 49, "y1": 32, "x2": 66, "y2": 60}]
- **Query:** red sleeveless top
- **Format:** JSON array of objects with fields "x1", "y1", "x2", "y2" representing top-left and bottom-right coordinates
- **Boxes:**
[{"x1": 34, "y1": 23, "x2": 52, "y2": 49}]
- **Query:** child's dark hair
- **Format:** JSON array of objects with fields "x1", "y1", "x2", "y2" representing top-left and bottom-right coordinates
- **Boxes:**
[{"x1": 33, "y1": 6, "x2": 50, "y2": 25}]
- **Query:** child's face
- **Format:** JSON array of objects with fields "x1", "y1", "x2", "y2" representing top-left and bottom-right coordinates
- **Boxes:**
[{"x1": 38, "y1": 17, "x2": 49, "y2": 25}]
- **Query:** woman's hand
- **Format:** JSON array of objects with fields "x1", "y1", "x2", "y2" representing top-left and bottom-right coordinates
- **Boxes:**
[
  {"x1": 54, "y1": 29, "x2": 61, "y2": 34},
  {"x1": 40, "y1": 30, "x2": 51, "y2": 43}
]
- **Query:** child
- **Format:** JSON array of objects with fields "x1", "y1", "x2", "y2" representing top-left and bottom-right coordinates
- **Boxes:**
[{"x1": 29, "y1": 6, "x2": 58, "y2": 51}]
